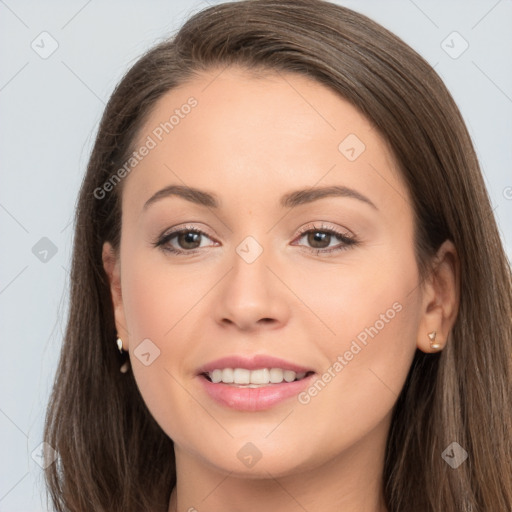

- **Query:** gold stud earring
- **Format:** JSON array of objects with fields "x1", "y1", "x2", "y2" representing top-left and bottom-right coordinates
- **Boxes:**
[{"x1": 428, "y1": 331, "x2": 442, "y2": 350}]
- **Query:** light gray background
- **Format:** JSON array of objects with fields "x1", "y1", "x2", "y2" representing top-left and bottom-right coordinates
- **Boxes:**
[{"x1": 1, "y1": 0, "x2": 511, "y2": 510}]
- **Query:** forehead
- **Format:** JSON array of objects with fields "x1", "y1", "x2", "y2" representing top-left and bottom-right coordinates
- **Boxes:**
[
  {"x1": 123, "y1": 66, "x2": 408, "y2": 216},
  {"x1": 137, "y1": 66, "x2": 375, "y2": 148}
]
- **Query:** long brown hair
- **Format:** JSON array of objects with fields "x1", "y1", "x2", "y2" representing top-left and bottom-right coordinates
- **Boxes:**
[{"x1": 43, "y1": 1, "x2": 512, "y2": 510}]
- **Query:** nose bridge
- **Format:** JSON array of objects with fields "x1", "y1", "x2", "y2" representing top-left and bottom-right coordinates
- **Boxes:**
[
  {"x1": 230, "y1": 232, "x2": 273, "y2": 302},
  {"x1": 214, "y1": 230, "x2": 289, "y2": 329}
]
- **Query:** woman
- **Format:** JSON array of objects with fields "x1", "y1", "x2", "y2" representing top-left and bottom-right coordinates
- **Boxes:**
[{"x1": 43, "y1": 0, "x2": 512, "y2": 511}]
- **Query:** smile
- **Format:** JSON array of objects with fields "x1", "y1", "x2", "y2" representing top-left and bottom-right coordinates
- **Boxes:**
[{"x1": 204, "y1": 367, "x2": 313, "y2": 386}]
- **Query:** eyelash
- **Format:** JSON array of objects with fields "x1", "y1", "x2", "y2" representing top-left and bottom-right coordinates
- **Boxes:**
[{"x1": 153, "y1": 223, "x2": 359, "y2": 256}]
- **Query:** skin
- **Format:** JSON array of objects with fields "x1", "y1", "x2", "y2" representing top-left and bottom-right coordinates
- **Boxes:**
[{"x1": 102, "y1": 67, "x2": 459, "y2": 512}]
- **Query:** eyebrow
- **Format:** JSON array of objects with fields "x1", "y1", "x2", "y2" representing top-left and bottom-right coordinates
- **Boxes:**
[{"x1": 142, "y1": 184, "x2": 377, "y2": 211}]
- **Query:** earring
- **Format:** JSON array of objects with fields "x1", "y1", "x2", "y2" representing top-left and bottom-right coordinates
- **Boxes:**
[
  {"x1": 116, "y1": 335, "x2": 130, "y2": 373},
  {"x1": 428, "y1": 331, "x2": 442, "y2": 350}
]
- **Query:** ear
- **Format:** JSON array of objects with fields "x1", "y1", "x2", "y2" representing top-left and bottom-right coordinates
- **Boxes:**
[
  {"x1": 416, "y1": 239, "x2": 460, "y2": 353},
  {"x1": 102, "y1": 241, "x2": 129, "y2": 349}
]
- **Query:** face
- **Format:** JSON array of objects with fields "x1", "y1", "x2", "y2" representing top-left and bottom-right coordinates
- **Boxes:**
[{"x1": 104, "y1": 67, "x2": 426, "y2": 477}]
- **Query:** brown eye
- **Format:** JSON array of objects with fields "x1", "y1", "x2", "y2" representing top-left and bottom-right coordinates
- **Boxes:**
[
  {"x1": 293, "y1": 224, "x2": 358, "y2": 255},
  {"x1": 306, "y1": 231, "x2": 332, "y2": 249},
  {"x1": 154, "y1": 227, "x2": 216, "y2": 255},
  {"x1": 176, "y1": 231, "x2": 202, "y2": 250}
]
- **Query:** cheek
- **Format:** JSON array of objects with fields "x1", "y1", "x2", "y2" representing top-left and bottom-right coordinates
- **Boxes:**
[
  {"x1": 289, "y1": 312, "x2": 418, "y2": 474},
  {"x1": 287, "y1": 240, "x2": 419, "y2": 352},
  {"x1": 295, "y1": 249, "x2": 420, "y2": 445},
  {"x1": 121, "y1": 248, "x2": 206, "y2": 341},
  {"x1": 119, "y1": 248, "x2": 217, "y2": 441}
]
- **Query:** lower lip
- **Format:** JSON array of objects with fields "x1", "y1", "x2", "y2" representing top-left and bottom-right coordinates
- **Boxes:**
[{"x1": 198, "y1": 373, "x2": 315, "y2": 411}]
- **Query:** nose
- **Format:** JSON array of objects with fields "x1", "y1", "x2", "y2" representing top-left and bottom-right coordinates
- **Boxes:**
[{"x1": 213, "y1": 240, "x2": 291, "y2": 332}]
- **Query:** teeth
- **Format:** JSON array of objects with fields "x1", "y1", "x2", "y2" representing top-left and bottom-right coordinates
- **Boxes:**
[
  {"x1": 210, "y1": 369, "x2": 223, "y2": 383},
  {"x1": 269, "y1": 368, "x2": 284, "y2": 383},
  {"x1": 207, "y1": 368, "x2": 310, "y2": 385},
  {"x1": 250, "y1": 368, "x2": 270, "y2": 384},
  {"x1": 233, "y1": 368, "x2": 250, "y2": 384}
]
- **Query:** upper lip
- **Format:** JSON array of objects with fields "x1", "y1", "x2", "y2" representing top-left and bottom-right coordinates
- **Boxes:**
[{"x1": 197, "y1": 355, "x2": 315, "y2": 375}]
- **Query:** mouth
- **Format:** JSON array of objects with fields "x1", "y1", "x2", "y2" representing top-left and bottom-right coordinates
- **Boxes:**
[
  {"x1": 201, "y1": 368, "x2": 316, "y2": 387},
  {"x1": 196, "y1": 355, "x2": 317, "y2": 411}
]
